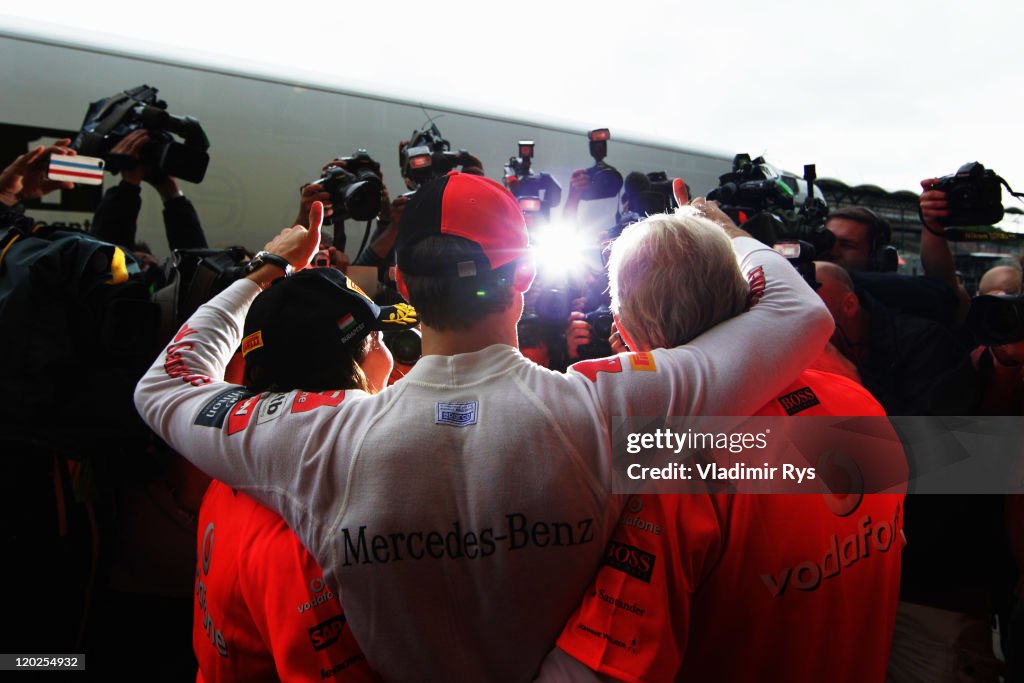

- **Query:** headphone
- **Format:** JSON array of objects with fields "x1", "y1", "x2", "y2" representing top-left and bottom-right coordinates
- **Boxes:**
[
  {"x1": 830, "y1": 207, "x2": 898, "y2": 273},
  {"x1": 861, "y1": 208, "x2": 898, "y2": 273}
]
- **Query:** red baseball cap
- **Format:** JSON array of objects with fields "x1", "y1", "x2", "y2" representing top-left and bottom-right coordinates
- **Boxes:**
[{"x1": 396, "y1": 172, "x2": 529, "y2": 278}]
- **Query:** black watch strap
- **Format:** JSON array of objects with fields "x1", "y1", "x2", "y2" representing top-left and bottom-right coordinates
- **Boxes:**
[{"x1": 247, "y1": 251, "x2": 294, "y2": 276}]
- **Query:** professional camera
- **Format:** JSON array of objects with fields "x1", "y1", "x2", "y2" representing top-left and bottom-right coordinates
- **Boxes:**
[
  {"x1": 606, "y1": 171, "x2": 677, "y2": 241},
  {"x1": 154, "y1": 247, "x2": 249, "y2": 342},
  {"x1": 317, "y1": 150, "x2": 383, "y2": 225},
  {"x1": 400, "y1": 123, "x2": 482, "y2": 191},
  {"x1": 708, "y1": 154, "x2": 833, "y2": 259},
  {"x1": 965, "y1": 294, "x2": 1024, "y2": 345},
  {"x1": 504, "y1": 141, "x2": 562, "y2": 221},
  {"x1": 932, "y1": 162, "x2": 1023, "y2": 227},
  {"x1": 582, "y1": 128, "x2": 623, "y2": 201},
  {"x1": 531, "y1": 288, "x2": 614, "y2": 361},
  {"x1": 71, "y1": 85, "x2": 210, "y2": 183}
]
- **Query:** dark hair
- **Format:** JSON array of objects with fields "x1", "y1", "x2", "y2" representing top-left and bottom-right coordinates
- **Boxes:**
[
  {"x1": 827, "y1": 207, "x2": 892, "y2": 248},
  {"x1": 244, "y1": 333, "x2": 373, "y2": 393},
  {"x1": 401, "y1": 236, "x2": 518, "y2": 331}
]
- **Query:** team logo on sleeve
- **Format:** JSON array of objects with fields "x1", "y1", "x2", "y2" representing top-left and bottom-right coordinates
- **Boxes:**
[
  {"x1": 292, "y1": 390, "x2": 347, "y2": 414},
  {"x1": 777, "y1": 386, "x2": 820, "y2": 415},
  {"x1": 747, "y1": 265, "x2": 766, "y2": 307},
  {"x1": 227, "y1": 394, "x2": 262, "y2": 435},
  {"x1": 309, "y1": 614, "x2": 347, "y2": 651},
  {"x1": 571, "y1": 357, "x2": 623, "y2": 383},
  {"x1": 194, "y1": 387, "x2": 254, "y2": 428},
  {"x1": 628, "y1": 352, "x2": 657, "y2": 373},
  {"x1": 602, "y1": 540, "x2": 656, "y2": 583}
]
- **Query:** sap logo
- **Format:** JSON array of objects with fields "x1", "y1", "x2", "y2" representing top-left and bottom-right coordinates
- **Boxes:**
[
  {"x1": 309, "y1": 614, "x2": 347, "y2": 652},
  {"x1": 603, "y1": 540, "x2": 656, "y2": 583}
]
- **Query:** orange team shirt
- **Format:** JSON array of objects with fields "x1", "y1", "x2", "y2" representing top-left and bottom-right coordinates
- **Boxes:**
[
  {"x1": 557, "y1": 369, "x2": 907, "y2": 683},
  {"x1": 194, "y1": 481, "x2": 378, "y2": 682}
]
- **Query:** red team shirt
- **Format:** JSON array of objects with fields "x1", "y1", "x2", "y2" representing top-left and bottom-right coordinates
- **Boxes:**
[
  {"x1": 557, "y1": 370, "x2": 908, "y2": 683},
  {"x1": 194, "y1": 481, "x2": 377, "y2": 682}
]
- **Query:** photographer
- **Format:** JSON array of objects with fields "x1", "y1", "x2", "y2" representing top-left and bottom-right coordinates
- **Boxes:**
[{"x1": 824, "y1": 204, "x2": 968, "y2": 327}]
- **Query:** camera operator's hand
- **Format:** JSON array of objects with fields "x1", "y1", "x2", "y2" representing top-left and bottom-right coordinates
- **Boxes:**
[
  {"x1": 328, "y1": 246, "x2": 350, "y2": 273},
  {"x1": 919, "y1": 177, "x2": 971, "y2": 323},
  {"x1": 295, "y1": 180, "x2": 332, "y2": 228},
  {"x1": 692, "y1": 197, "x2": 750, "y2": 240},
  {"x1": 566, "y1": 311, "x2": 593, "y2": 362},
  {"x1": 562, "y1": 169, "x2": 590, "y2": 221},
  {"x1": 919, "y1": 178, "x2": 948, "y2": 232},
  {"x1": 0, "y1": 138, "x2": 77, "y2": 206},
  {"x1": 109, "y1": 130, "x2": 150, "y2": 185},
  {"x1": 247, "y1": 201, "x2": 323, "y2": 288},
  {"x1": 378, "y1": 185, "x2": 393, "y2": 225}
]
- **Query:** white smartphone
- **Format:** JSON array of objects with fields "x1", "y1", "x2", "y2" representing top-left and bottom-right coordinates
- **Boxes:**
[{"x1": 47, "y1": 154, "x2": 105, "y2": 185}]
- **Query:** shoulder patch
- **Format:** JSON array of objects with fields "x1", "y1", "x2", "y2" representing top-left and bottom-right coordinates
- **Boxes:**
[
  {"x1": 435, "y1": 401, "x2": 478, "y2": 427},
  {"x1": 777, "y1": 386, "x2": 821, "y2": 416},
  {"x1": 628, "y1": 352, "x2": 657, "y2": 373},
  {"x1": 195, "y1": 387, "x2": 254, "y2": 428},
  {"x1": 603, "y1": 540, "x2": 656, "y2": 583},
  {"x1": 292, "y1": 390, "x2": 347, "y2": 414},
  {"x1": 227, "y1": 394, "x2": 263, "y2": 435},
  {"x1": 571, "y1": 356, "x2": 624, "y2": 383}
]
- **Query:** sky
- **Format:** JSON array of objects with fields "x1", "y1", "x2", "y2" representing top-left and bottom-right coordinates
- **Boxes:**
[{"x1": 3, "y1": 0, "x2": 1024, "y2": 223}]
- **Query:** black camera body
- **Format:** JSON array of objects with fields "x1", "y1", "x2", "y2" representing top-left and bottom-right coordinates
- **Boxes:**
[
  {"x1": 933, "y1": 162, "x2": 1005, "y2": 227},
  {"x1": 319, "y1": 150, "x2": 383, "y2": 225},
  {"x1": 582, "y1": 128, "x2": 623, "y2": 201},
  {"x1": 966, "y1": 294, "x2": 1024, "y2": 345},
  {"x1": 401, "y1": 123, "x2": 481, "y2": 190},
  {"x1": 709, "y1": 154, "x2": 833, "y2": 260},
  {"x1": 504, "y1": 141, "x2": 562, "y2": 221},
  {"x1": 71, "y1": 85, "x2": 210, "y2": 183}
]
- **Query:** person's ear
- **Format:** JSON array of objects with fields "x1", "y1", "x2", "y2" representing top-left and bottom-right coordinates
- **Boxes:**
[
  {"x1": 512, "y1": 258, "x2": 536, "y2": 294},
  {"x1": 841, "y1": 291, "x2": 859, "y2": 319}
]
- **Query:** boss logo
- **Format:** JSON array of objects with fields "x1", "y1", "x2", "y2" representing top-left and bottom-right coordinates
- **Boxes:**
[{"x1": 603, "y1": 540, "x2": 656, "y2": 583}]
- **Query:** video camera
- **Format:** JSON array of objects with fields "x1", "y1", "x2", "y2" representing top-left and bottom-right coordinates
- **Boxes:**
[
  {"x1": 400, "y1": 123, "x2": 482, "y2": 191},
  {"x1": 708, "y1": 154, "x2": 833, "y2": 282},
  {"x1": 503, "y1": 141, "x2": 562, "y2": 221},
  {"x1": 965, "y1": 294, "x2": 1024, "y2": 345},
  {"x1": 607, "y1": 171, "x2": 677, "y2": 241},
  {"x1": 931, "y1": 162, "x2": 1024, "y2": 228},
  {"x1": 71, "y1": 85, "x2": 210, "y2": 184},
  {"x1": 316, "y1": 150, "x2": 383, "y2": 225},
  {"x1": 582, "y1": 128, "x2": 623, "y2": 201}
]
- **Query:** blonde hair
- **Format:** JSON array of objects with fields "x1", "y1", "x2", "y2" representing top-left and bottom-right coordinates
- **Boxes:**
[{"x1": 607, "y1": 206, "x2": 748, "y2": 349}]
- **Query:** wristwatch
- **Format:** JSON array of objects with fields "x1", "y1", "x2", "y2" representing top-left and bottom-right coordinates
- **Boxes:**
[{"x1": 246, "y1": 251, "x2": 294, "y2": 276}]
